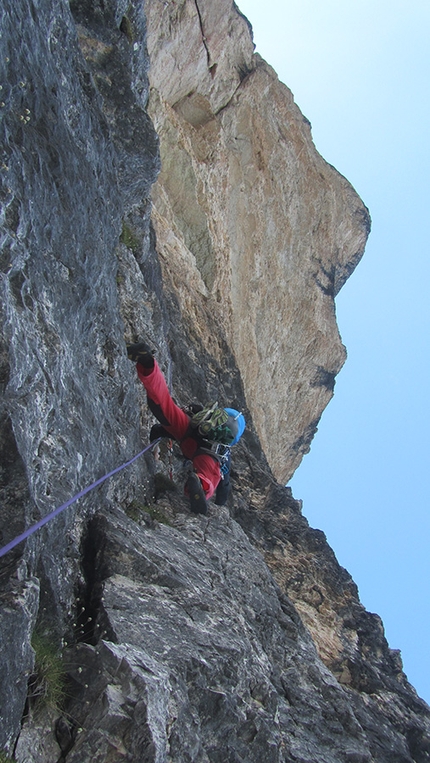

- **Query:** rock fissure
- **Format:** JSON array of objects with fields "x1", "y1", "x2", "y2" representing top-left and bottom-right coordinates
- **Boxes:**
[
  {"x1": 74, "y1": 516, "x2": 112, "y2": 646},
  {"x1": 193, "y1": 0, "x2": 212, "y2": 72}
]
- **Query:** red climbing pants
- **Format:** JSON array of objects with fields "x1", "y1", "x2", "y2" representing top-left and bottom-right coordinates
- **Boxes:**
[{"x1": 136, "y1": 360, "x2": 221, "y2": 499}]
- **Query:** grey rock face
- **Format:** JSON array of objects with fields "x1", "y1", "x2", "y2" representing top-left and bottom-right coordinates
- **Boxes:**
[
  {"x1": 62, "y1": 504, "x2": 375, "y2": 763},
  {"x1": 0, "y1": 570, "x2": 39, "y2": 752},
  {"x1": 1, "y1": 0, "x2": 430, "y2": 762},
  {"x1": 0, "y1": 0, "x2": 159, "y2": 749}
]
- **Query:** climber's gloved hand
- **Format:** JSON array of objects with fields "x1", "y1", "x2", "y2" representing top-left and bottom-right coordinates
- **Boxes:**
[
  {"x1": 150, "y1": 423, "x2": 169, "y2": 442},
  {"x1": 126, "y1": 341, "x2": 155, "y2": 369}
]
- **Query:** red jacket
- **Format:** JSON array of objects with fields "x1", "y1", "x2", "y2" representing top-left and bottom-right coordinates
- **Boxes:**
[{"x1": 136, "y1": 360, "x2": 221, "y2": 499}]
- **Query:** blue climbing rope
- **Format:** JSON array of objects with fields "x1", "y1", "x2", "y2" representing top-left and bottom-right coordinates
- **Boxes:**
[{"x1": 0, "y1": 439, "x2": 160, "y2": 559}]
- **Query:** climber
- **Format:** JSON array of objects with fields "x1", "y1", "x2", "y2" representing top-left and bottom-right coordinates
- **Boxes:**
[{"x1": 126, "y1": 341, "x2": 245, "y2": 515}]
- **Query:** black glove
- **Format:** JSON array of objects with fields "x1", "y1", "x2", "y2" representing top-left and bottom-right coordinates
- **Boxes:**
[
  {"x1": 150, "y1": 423, "x2": 170, "y2": 442},
  {"x1": 126, "y1": 341, "x2": 154, "y2": 369}
]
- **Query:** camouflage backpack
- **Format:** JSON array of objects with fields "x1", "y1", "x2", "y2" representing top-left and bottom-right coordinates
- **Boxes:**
[{"x1": 189, "y1": 402, "x2": 233, "y2": 445}]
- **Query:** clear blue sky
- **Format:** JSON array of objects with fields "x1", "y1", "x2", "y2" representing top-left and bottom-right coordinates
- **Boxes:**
[{"x1": 237, "y1": 0, "x2": 430, "y2": 704}]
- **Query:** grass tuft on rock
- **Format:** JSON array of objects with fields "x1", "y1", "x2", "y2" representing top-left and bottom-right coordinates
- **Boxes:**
[
  {"x1": 0, "y1": 751, "x2": 15, "y2": 762},
  {"x1": 120, "y1": 221, "x2": 140, "y2": 254},
  {"x1": 28, "y1": 632, "x2": 66, "y2": 716}
]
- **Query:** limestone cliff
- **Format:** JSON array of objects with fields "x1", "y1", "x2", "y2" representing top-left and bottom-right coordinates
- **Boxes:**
[
  {"x1": 145, "y1": 0, "x2": 370, "y2": 484},
  {"x1": 0, "y1": 1, "x2": 429, "y2": 762}
]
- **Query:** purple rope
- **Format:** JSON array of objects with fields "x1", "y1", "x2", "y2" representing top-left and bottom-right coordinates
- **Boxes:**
[{"x1": 0, "y1": 439, "x2": 160, "y2": 559}]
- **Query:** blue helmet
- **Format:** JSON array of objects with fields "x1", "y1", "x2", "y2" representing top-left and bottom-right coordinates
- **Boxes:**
[{"x1": 224, "y1": 408, "x2": 246, "y2": 445}]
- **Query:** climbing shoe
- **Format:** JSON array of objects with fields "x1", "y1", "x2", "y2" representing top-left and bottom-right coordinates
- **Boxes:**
[
  {"x1": 126, "y1": 341, "x2": 154, "y2": 369},
  {"x1": 185, "y1": 472, "x2": 208, "y2": 515}
]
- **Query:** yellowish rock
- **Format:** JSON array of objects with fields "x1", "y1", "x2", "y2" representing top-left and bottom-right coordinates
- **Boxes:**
[{"x1": 146, "y1": 0, "x2": 370, "y2": 483}]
